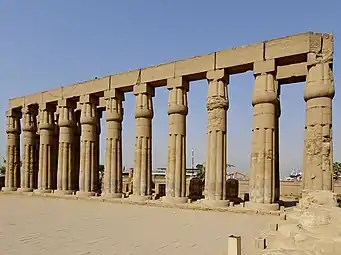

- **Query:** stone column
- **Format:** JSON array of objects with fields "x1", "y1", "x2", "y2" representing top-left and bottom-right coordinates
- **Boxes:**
[
  {"x1": 51, "y1": 112, "x2": 59, "y2": 190},
  {"x1": 76, "y1": 94, "x2": 99, "y2": 197},
  {"x1": 164, "y1": 77, "x2": 188, "y2": 204},
  {"x1": 248, "y1": 59, "x2": 279, "y2": 210},
  {"x1": 203, "y1": 69, "x2": 229, "y2": 207},
  {"x1": 2, "y1": 109, "x2": 21, "y2": 192},
  {"x1": 18, "y1": 106, "x2": 37, "y2": 192},
  {"x1": 303, "y1": 34, "x2": 334, "y2": 192},
  {"x1": 131, "y1": 83, "x2": 154, "y2": 201},
  {"x1": 35, "y1": 103, "x2": 55, "y2": 193},
  {"x1": 73, "y1": 110, "x2": 81, "y2": 192},
  {"x1": 102, "y1": 89, "x2": 124, "y2": 198},
  {"x1": 55, "y1": 99, "x2": 75, "y2": 195}
]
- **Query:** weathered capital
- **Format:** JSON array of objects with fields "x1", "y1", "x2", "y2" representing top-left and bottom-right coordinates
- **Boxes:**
[
  {"x1": 105, "y1": 89, "x2": 124, "y2": 122},
  {"x1": 6, "y1": 109, "x2": 21, "y2": 134},
  {"x1": 206, "y1": 69, "x2": 227, "y2": 82},
  {"x1": 58, "y1": 99, "x2": 76, "y2": 127},
  {"x1": 38, "y1": 103, "x2": 55, "y2": 130},
  {"x1": 21, "y1": 106, "x2": 37, "y2": 132},
  {"x1": 206, "y1": 69, "x2": 228, "y2": 110},
  {"x1": 133, "y1": 83, "x2": 155, "y2": 96},
  {"x1": 134, "y1": 84, "x2": 154, "y2": 119},
  {"x1": 79, "y1": 94, "x2": 99, "y2": 125},
  {"x1": 167, "y1": 77, "x2": 189, "y2": 115},
  {"x1": 252, "y1": 73, "x2": 278, "y2": 106}
]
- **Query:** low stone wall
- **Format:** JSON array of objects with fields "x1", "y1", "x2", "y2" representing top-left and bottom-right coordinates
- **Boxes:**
[{"x1": 122, "y1": 175, "x2": 341, "y2": 200}]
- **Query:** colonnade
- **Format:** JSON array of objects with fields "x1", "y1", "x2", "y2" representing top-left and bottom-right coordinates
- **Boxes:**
[{"x1": 2, "y1": 41, "x2": 335, "y2": 209}]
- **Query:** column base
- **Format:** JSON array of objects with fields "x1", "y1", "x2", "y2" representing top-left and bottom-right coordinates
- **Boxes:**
[
  {"x1": 162, "y1": 196, "x2": 188, "y2": 205},
  {"x1": 53, "y1": 190, "x2": 74, "y2": 196},
  {"x1": 17, "y1": 188, "x2": 34, "y2": 193},
  {"x1": 1, "y1": 187, "x2": 18, "y2": 192},
  {"x1": 101, "y1": 192, "x2": 122, "y2": 199},
  {"x1": 34, "y1": 189, "x2": 52, "y2": 194},
  {"x1": 245, "y1": 201, "x2": 279, "y2": 211},
  {"x1": 129, "y1": 194, "x2": 151, "y2": 202},
  {"x1": 201, "y1": 199, "x2": 229, "y2": 208},
  {"x1": 76, "y1": 191, "x2": 96, "y2": 197}
]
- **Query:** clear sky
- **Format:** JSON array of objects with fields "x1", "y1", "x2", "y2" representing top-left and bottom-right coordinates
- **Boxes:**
[{"x1": 0, "y1": 0, "x2": 340, "y2": 178}]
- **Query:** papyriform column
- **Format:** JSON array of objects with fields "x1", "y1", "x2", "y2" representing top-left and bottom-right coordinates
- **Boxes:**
[
  {"x1": 303, "y1": 34, "x2": 334, "y2": 192},
  {"x1": 248, "y1": 59, "x2": 279, "y2": 210},
  {"x1": 102, "y1": 89, "x2": 124, "y2": 198},
  {"x1": 204, "y1": 69, "x2": 229, "y2": 207},
  {"x1": 55, "y1": 99, "x2": 75, "y2": 195},
  {"x1": 35, "y1": 103, "x2": 55, "y2": 193},
  {"x1": 76, "y1": 94, "x2": 99, "y2": 197},
  {"x1": 131, "y1": 83, "x2": 154, "y2": 201},
  {"x1": 18, "y1": 105, "x2": 37, "y2": 192},
  {"x1": 2, "y1": 109, "x2": 21, "y2": 192},
  {"x1": 73, "y1": 110, "x2": 81, "y2": 192},
  {"x1": 164, "y1": 77, "x2": 188, "y2": 204}
]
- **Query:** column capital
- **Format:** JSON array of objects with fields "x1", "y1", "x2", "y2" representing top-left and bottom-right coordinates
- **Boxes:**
[
  {"x1": 38, "y1": 103, "x2": 55, "y2": 130},
  {"x1": 58, "y1": 99, "x2": 77, "y2": 109},
  {"x1": 133, "y1": 83, "x2": 155, "y2": 96},
  {"x1": 6, "y1": 109, "x2": 21, "y2": 134},
  {"x1": 167, "y1": 77, "x2": 189, "y2": 91},
  {"x1": 206, "y1": 69, "x2": 228, "y2": 83},
  {"x1": 253, "y1": 59, "x2": 275, "y2": 75}
]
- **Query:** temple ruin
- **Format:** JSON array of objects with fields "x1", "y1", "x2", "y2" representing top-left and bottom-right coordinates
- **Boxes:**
[{"x1": 2, "y1": 32, "x2": 335, "y2": 211}]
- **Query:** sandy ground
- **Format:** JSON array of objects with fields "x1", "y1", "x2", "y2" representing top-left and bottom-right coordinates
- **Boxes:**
[{"x1": 0, "y1": 195, "x2": 277, "y2": 255}]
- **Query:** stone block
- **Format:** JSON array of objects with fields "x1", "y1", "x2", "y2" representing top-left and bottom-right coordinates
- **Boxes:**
[
  {"x1": 141, "y1": 62, "x2": 175, "y2": 83},
  {"x1": 110, "y1": 69, "x2": 141, "y2": 89},
  {"x1": 133, "y1": 83, "x2": 155, "y2": 96},
  {"x1": 216, "y1": 43, "x2": 264, "y2": 69},
  {"x1": 228, "y1": 235, "x2": 241, "y2": 255},
  {"x1": 167, "y1": 77, "x2": 189, "y2": 90},
  {"x1": 253, "y1": 59, "x2": 275, "y2": 74},
  {"x1": 174, "y1": 53, "x2": 215, "y2": 77},
  {"x1": 63, "y1": 77, "x2": 110, "y2": 99},
  {"x1": 276, "y1": 62, "x2": 307, "y2": 83},
  {"x1": 254, "y1": 237, "x2": 266, "y2": 250}
]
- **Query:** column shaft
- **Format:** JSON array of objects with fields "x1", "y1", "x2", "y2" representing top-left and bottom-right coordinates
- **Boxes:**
[
  {"x1": 19, "y1": 106, "x2": 37, "y2": 192},
  {"x1": 2, "y1": 109, "x2": 21, "y2": 191},
  {"x1": 36, "y1": 103, "x2": 55, "y2": 193},
  {"x1": 103, "y1": 90, "x2": 124, "y2": 198},
  {"x1": 165, "y1": 77, "x2": 188, "y2": 203},
  {"x1": 77, "y1": 95, "x2": 99, "y2": 197},
  {"x1": 249, "y1": 59, "x2": 279, "y2": 209},
  {"x1": 56, "y1": 100, "x2": 75, "y2": 195},
  {"x1": 303, "y1": 40, "x2": 334, "y2": 191},
  {"x1": 204, "y1": 69, "x2": 228, "y2": 206},
  {"x1": 132, "y1": 84, "x2": 154, "y2": 200}
]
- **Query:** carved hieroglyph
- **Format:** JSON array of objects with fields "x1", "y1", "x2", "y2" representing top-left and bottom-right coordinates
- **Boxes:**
[
  {"x1": 303, "y1": 34, "x2": 335, "y2": 191},
  {"x1": 102, "y1": 89, "x2": 124, "y2": 198},
  {"x1": 204, "y1": 69, "x2": 228, "y2": 203},
  {"x1": 19, "y1": 106, "x2": 37, "y2": 192},
  {"x1": 165, "y1": 77, "x2": 189, "y2": 202},
  {"x1": 249, "y1": 60, "x2": 279, "y2": 205},
  {"x1": 55, "y1": 100, "x2": 76, "y2": 195},
  {"x1": 36, "y1": 103, "x2": 55, "y2": 193},
  {"x1": 2, "y1": 109, "x2": 21, "y2": 191},
  {"x1": 132, "y1": 83, "x2": 154, "y2": 199},
  {"x1": 77, "y1": 95, "x2": 99, "y2": 196}
]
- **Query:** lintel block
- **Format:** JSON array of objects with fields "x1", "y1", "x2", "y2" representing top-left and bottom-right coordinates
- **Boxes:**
[
  {"x1": 167, "y1": 77, "x2": 189, "y2": 91},
  {"x1": 133, "y1": 83, "x2": 154, "y2": 96},
  {"x1": 254, "y1": 59, "x2": 275, "y2": 75}
]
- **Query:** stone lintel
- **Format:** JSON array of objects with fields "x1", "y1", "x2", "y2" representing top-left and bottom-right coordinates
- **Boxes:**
[
  {"x1": 79, "y1": 94, "x2": 99, "y2": 105},
  {"x1": 133, "y1": 83, "x2": 155, "y2": 96},
  {"x1": 104, "y1": 89, "x2": 125, "y2": 101},
  {"x1": 206, "y1": 69, "x2": 227, "y2": 82},
  {"x1": 254, "y1": 59, "x2": 275, "y2": 75},
  {"x1": 167, "y1": 77, "x2": 189, "y2": 91}
]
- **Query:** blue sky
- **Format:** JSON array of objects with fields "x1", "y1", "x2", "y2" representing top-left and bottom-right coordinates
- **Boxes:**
[{"x1": 0, "y1": 0, "x2": 340, "y2": 178}]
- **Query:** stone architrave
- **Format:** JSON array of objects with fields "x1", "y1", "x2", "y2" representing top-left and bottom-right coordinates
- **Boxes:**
[
  {"x1": 35, "y1": 103, "x2": 55, "y2": 193},
  {"x1": 2, "y1": 109, "x2": 21, "y2": 192},
  {"x1": 203, "y1": 69, "x2": 229, "y2": 207},
  {"x1": 102, "y1": 89, "x2": 124, "y2": 198},
  {"x1": 248, "y1": 59, "x2": 279, "y2": 210},
  {"x1": 164, "y1": 77, "x2": 189, "y2": 204},
  {"x1": 131, "y1": 83, "x2": 154, "y2": 201},
  {"x1": 18, "y1": 106, "x2": 37, "y2": 192},
  {"x1": 303, "y1": 34, "x2": 334, "y2": 191},
  {"x1": 76, "y1": 94, "x2": 99, "y2": 197},
  {"x1": 55, "y1": 99, "x2": 76, "y2": 195}
]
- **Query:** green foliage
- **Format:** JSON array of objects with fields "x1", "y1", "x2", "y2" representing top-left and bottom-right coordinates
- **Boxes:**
[{"x1": 333, "y1": 162, "x2": 341, "y2": 180}]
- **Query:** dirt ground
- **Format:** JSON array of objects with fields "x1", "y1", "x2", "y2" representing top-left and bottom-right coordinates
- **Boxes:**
[{"x1": 0, "y1": 195, "x2": 278, "y2": 255}]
